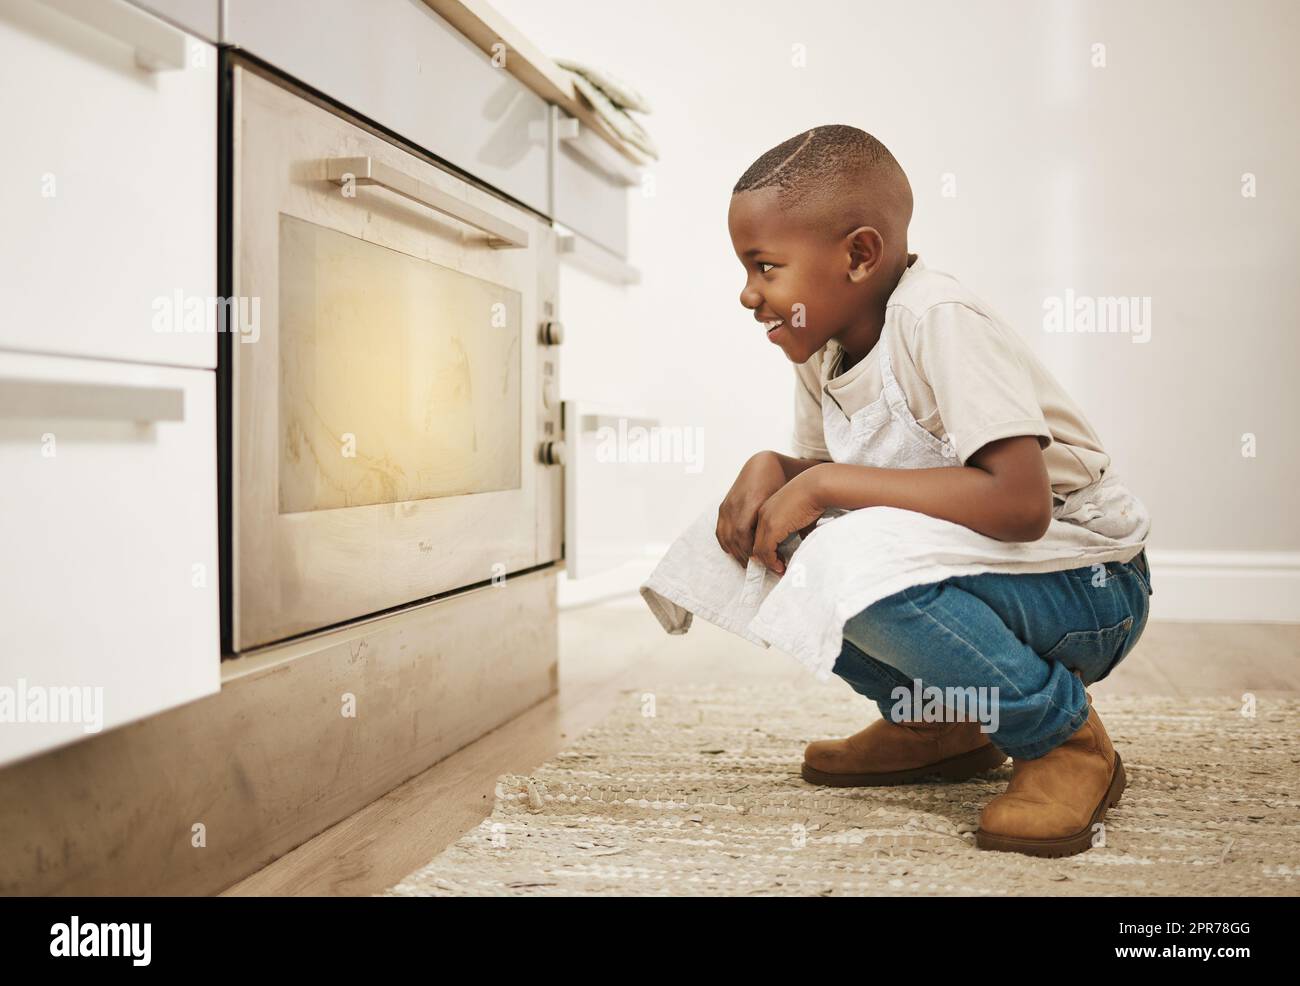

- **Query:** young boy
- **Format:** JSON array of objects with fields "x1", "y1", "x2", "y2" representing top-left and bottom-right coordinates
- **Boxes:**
[{"x1": 719, "y1": 125, "x2": 1153, "y2": 858}]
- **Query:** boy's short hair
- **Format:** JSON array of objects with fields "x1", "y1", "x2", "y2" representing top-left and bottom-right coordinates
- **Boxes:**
[{"x1": 733, "y1": 125, "x2": 912, "y2": 239}]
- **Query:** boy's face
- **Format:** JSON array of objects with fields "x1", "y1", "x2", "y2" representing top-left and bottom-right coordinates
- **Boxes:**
[{"x1": 727, "y1": 187, "x2": 882, "y2": 363}]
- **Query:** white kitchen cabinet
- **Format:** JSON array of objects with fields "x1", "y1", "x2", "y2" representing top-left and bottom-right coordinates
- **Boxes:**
[
  {"x1": 552, "y1": 110, "x2": 638, "y2": 261},
  {"x1": 0, "y1": 351, "x2": 219, "y2": 767},
  {"x1": 0, "y1": 0, "x2": 216, "y2": 369}
]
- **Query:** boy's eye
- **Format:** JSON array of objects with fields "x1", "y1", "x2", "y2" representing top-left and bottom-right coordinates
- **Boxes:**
[{"x1": 758, "y1": 262, "x2": 775, "y2": 274}]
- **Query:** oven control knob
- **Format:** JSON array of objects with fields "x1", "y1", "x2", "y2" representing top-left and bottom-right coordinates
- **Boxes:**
[
  {"x1": 538, "y1": 440, "x2": 566, "y2": 466},
  {"x1": 540, "y1": 320, "x2": 564, "y2": 345}
]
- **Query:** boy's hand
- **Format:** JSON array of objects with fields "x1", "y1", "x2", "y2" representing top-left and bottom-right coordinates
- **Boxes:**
[
  {"x1": 716, "y1": 452, "x2": 789, "y2": 568},
  {"x1": 750, "y1": 468, "x2": 827, "y2": 575}
]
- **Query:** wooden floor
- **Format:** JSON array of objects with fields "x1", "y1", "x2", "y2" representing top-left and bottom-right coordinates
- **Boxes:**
[{"x1": 221, "y1": 601, "x2": 1300, "y2": 896}]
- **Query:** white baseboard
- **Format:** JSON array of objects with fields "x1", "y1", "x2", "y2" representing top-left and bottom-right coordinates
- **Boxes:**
[
  {"x1": 560, "y1": 546, "x2": 1300, "y2": 624},
  {"x1": 1146, "y1": 550, "x2": 1300, "y2": 623}
]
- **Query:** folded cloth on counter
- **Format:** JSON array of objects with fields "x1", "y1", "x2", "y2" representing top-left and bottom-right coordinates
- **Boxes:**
[
  {"x1": 555, "y1": 58, "x2": 652, "y2": 113},
  {"x1": 555, "y1": 57, "x2": 659, "y2": 160},
  {"x1": 640, "y1": 471, "x2": 1150, "y2": 683},
  {"x1": 608, "y1": 138, "x2": 654, "y2": 167}
]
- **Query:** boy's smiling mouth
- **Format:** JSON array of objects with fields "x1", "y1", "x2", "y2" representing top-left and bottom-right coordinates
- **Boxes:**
[{"x1": 758, "y1": 315, "x2": 785, "y2": 337}]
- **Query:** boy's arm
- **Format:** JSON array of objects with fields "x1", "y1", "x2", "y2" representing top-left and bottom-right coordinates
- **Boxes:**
[
  {"x1": 748, "y1": 436, "x2": 1052, "y2": 573},
  {"x1": 770, "y1": 451, "x2": 830, "y2": 483},
  {"x1": 809, "y1": 434, "x2": 1053, "y2": 542}
]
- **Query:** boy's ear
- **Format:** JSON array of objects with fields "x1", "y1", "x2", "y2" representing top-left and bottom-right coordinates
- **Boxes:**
[{"x1": 845, "y1": 226, "x2": 885, "y2": 282}]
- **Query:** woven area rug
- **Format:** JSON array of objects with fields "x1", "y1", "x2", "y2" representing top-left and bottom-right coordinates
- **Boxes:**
[{"x1": 378, "y1": 686, "x2": 1300, "y2": 896}]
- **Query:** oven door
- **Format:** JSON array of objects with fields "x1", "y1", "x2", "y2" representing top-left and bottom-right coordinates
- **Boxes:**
[{"x1": 230, "y1": 63, "x2": 556, "y2": 651}]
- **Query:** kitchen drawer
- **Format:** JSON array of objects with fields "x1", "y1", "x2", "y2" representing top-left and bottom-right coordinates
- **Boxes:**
[
  {"x1": 223, "y1": 0, "x2": 550, "y2": 217},
  {"x1": 0, "y1": 0, "x2": 217, "y2": 369},
  {"x1": 552, "y1": 109, "x2": 636, "y2": 260},
  {"x1": 0, "y1": 351, "x2": 219, "y2": 767}
]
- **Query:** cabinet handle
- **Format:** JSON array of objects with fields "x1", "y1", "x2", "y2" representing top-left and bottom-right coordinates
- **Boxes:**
[
  {"x1": 38, "y1": 0, "x2": 191, "y2": 72},
  {"x1": 323, "y1": 157, "x2": 529, "y2": 249},
  {"x1": 0, "y1": 378, "x2": 183, "y2": 422},
  {"x1": 554, "y1": 114, "x2": 582, "y2": 141}
]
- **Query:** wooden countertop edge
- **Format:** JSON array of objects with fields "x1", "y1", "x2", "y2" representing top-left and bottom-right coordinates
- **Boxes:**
[{"x1": 422, "y1": 0, "x2": 647, "y2": 168}]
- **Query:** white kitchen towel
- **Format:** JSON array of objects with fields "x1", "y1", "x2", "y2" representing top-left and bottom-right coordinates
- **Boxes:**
[
  {"x1": 554, "y1": 59, "x2": 659, "y2": 160},
  {"x1": 554, "y1": 58, "x2": 653, "y2": 113},
  {"x1": 638, "y1": 508, "x2": 801, "y2": 650},
  {"x1": 640, "y1": 471, "x2": 1149, "y2": 682}
]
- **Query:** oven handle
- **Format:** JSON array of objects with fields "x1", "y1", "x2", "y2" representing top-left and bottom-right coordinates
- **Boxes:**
[{"x1": 323, "y1": 157, "x2": 530, "y2": 249}]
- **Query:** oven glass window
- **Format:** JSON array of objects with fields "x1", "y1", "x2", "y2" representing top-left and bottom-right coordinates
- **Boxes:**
[{"x1": 277, "y1": 213, "x2": 521, "y2": 513}]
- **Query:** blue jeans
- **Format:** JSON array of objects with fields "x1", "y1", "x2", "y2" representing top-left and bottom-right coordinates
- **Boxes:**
[{"x1": 832, "y1": 549, "x2": 1153, "y2": 760}]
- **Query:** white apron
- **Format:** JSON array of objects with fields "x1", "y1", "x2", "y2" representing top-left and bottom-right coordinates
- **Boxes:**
[{"x1": 640, "y1": 331, "x2": 1152, "y2": 681}]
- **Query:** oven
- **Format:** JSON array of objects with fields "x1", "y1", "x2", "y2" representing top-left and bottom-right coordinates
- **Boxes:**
[{"x1": 225, "y1": 59, "x2": 564, "y2": 653}]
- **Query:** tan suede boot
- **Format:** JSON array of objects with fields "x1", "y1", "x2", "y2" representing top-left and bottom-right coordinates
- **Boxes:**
[
  {"x1": 802, "y1": 716, "x2": 1007, "y2": 787},
  {"x1": 975, "y1": 692, "x2": 1126, "y2": 858}
]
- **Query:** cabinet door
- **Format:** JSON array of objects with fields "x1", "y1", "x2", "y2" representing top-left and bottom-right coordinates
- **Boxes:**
[
  {"x1": 0, "y1": 0, "x2": 216, "y2": 368},
  {"x1": 0, "y1": 352, "x2": 219, "y2": 767},
  {"x1": 552, "y1": 111, "x2": 637, "y2": 261}
]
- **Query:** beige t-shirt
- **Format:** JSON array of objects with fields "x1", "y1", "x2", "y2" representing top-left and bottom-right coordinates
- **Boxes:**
[{"x1": 791, "y1": 254, "x2": 1111, "y2": 499}]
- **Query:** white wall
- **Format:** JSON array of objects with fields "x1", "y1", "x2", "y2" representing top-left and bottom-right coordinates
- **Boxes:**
[{"x1": 496, "y1": 0, "x2": 1300, "y2": 619}]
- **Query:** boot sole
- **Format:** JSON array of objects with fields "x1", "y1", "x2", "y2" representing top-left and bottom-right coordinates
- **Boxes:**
[
  {"x1": 974, "y1": 752, "x2": 1127, "y2": 858},
  {"x1": 801, "y1": 741, "x2": 1008, "y2": 787}
]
